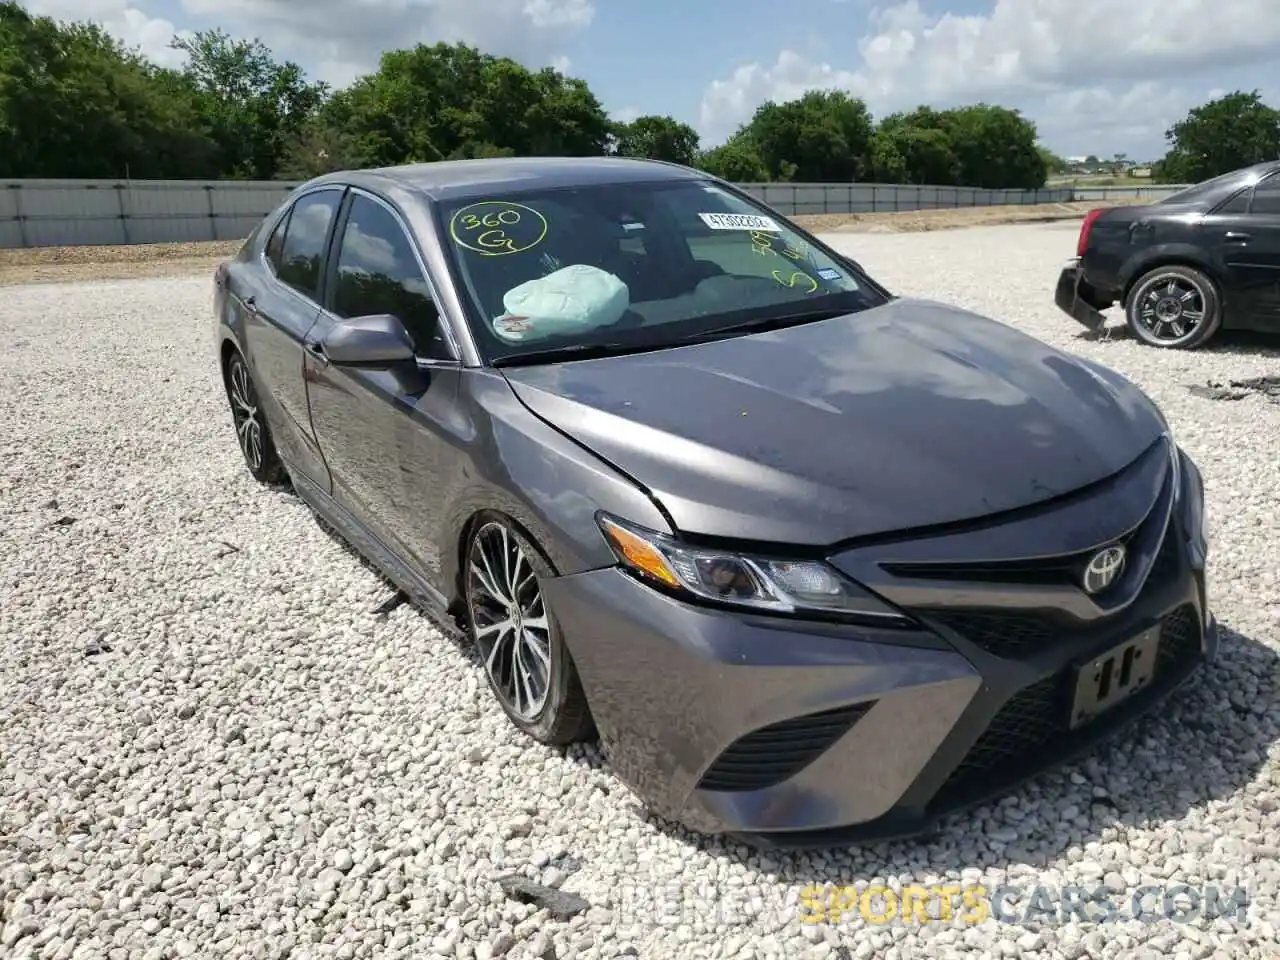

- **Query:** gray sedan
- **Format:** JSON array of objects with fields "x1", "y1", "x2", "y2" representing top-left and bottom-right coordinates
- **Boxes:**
[{"x1": 213, "y1": 156, "x2": 1215, "y2": 846}]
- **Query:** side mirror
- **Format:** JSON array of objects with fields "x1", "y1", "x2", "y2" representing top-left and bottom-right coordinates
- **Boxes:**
[{"x1": 321, "y1": 314, "x2": 416, "y2": 365}]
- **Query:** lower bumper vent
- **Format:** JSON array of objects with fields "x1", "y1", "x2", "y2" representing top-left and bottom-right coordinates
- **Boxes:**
[{"x1": 698, "y1": 700, "x2": 875, "y2": 793}]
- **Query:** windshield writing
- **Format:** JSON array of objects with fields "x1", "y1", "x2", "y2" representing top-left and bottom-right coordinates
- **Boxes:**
[{"x1": 437, "y1": 179, "x2": 885, "y2": 361}]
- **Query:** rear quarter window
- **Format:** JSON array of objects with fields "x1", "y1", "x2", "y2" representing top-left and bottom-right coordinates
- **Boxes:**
[{"x1": 277, "y1": 191, "x2": 342, "y2": 297}]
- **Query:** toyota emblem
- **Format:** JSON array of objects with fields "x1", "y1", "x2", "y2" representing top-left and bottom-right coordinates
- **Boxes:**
[{"x1": 1082, "y1": 544, "x2": 1126, "y2": 594}]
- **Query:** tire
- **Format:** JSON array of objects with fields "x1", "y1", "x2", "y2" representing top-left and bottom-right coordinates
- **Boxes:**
[
  {"x1": 224, "y1": 349, "x2": 287, "y2": 485},
  {"x1": 463, "y1": 512, "x2": 594, "y2": 745},
  {"x1": 1124, "y1": 264, "x2": 1222, "y2": 349}
]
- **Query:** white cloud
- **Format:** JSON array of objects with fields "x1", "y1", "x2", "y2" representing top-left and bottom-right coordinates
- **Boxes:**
[
  {"x1": 22, "y1": 0, "x2": 190, "y2": 66},
  {"x1": 1034, "y1": 83, "x2": 1198, "y2": 155},
  {"x1": 698, "y1": 0, "x2": 1280, "y2": 156},
  {"x1": 701, "y1": 52, "x2": 859, "y2": 141},
  {"x1": 522, "y1": 0, "x2": 591, "y2": 30},
  {"x1": 612, "y1": 105, "x2": 641, "y2": 125},
  {"x1": 175, "y1": 0, "x2": 593, "y2": 86}
]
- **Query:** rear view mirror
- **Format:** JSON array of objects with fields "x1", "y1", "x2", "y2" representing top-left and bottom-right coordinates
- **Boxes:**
[{"x1": 321, "y1": 314, "x2": 416, "y2": 365}]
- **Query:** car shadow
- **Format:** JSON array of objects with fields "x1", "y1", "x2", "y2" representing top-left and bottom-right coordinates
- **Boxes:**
[
  {"x1": 1198, "y1": 330, "x2": 1280, "y2": 358},
  {"x1": 631, "y1": 620, "x2": 1276, "y2": 876},
  {"x1": 1075, "y1": 320, "x2": 1280, "y2": 357},
  {"x1": 306, "y1": 507, "x2": 1275, "y2": 879}
]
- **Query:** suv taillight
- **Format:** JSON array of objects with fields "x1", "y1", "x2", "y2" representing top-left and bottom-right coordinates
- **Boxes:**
[{"x1": 1077, "y1": 208, "x2": 1106, "y2": 257}]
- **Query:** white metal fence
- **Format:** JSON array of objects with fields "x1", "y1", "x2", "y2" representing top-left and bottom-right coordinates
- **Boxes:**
[{"x1": 0, "y1": 178, "x2": 1190, "y2": 249}]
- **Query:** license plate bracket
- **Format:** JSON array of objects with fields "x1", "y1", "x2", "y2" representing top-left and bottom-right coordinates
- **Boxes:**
[{"x1": 1069, "y1": 626, "x2": 1160, "y2": 729}]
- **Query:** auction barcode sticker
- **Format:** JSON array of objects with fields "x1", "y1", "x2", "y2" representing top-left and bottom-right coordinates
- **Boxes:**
[{"x1": 698, "y1": 212, "x2": 781, "y2": 231}]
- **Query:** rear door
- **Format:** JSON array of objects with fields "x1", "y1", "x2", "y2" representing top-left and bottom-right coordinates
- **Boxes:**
[
  {"x1": 306, "y1": 188, "x2": 464, "y2": 580},
  {"x1": 1204, "y1": 173, "x2": 1280, "y2": 327},
  {"x1": 241, "y1": 187, "x2": 345, "y2": 488}
]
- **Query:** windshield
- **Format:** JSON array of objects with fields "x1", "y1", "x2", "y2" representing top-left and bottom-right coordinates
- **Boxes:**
[{"x1": 434, "y1": 178, "x2": 888, "y2": 363}]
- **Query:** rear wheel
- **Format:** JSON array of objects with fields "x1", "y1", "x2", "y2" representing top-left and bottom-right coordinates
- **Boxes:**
[
  {"x1": 464, "y1": 514, "x2": 594, "y2": 745},
  {"x1": 225, "y1": 350, "x2": 287, "y2": 484},
  {"x1": 1124, "y1": 265, "x2": 1222, "y2": 349}
]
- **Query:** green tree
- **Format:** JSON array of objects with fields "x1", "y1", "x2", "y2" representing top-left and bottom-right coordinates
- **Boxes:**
[
  {"x1": 741, "y1": 90, "x2": 874, "y2": 182},
  {"x1": 173, "y1": 29, "x2": 328, "y2": 180},
  {"x1": 0, "y1": 5, "x2": 1094, "y2": 190},
  {"x1": 931, "y1": 104, "x2": 1046, "y2": 189},
  {"x1": 1038, "y1": 145, "x2": 1070, "y2": 176},
  {"x1": 1155, "y1": 91, "x2": 1280, "y2": 183},
  {"x1": 614, "y1": 114, "x2": 700, "y2": 166},
  {"x1": 695, "y1": 136, "x2": 768, "y2": 182},
  {"x1": 870, "y1": 111, "x2": 961, "y2": 184},
  {"x1": 276, "y1": 120, "x2": 361, "y2": 179},
  {"x1": 313, "y1": 43, "x2": 611, "y2": 170},
  {"x1": 0, "y1": 1, "x2": 218, "y2": 178}
]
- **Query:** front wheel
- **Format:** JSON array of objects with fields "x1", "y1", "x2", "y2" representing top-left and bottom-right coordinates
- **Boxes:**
[
  {"x1": 464, "y1": 514, "x2": 594, "y2": 746},
  {"x1": 1124, "y1": 265, "x2": 1222, "y2": 349},
  {"x1": 225, "y1": 350, "x2": 287, "y2": 484}
]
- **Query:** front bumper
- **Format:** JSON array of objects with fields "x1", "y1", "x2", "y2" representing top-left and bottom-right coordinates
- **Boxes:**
[
  {"x1": 544, "y1": 444, "x2": 1213, "y2": 845},
  {"x1": 1055, "y1": 257, "x2": 1111, "y2": 331}
]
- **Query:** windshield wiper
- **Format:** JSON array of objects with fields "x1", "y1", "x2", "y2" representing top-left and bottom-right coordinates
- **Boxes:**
[
  {"x1": 491, "y1": 341, "x2": 660, "y2": 367},
  {"x1": 674, "y1": 307, "x2": 855, "y2": 344}
]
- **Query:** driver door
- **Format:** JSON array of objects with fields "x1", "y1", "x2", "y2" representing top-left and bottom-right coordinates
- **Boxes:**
[{"x1": 306, "y1": 189, "x2": 464, "y2": 582}]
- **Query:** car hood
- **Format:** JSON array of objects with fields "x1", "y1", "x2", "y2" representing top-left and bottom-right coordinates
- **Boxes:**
[{"x1": 501, "y1": 297, "x2": 1166, "y2": 545}]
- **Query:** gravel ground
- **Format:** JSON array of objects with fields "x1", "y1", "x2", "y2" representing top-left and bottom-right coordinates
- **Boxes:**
[{"x1": 2, "y1": 221, "x2": 1278, "y2": 960}]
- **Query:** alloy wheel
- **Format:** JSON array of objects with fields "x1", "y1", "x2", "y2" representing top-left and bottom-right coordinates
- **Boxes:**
[
  {"x1": 468, "y1": 522, "x2": 553, "y2": 720},
  {"x1": 1135, "y1": 274, "x2": 1207, "y2": 345},
  {"x1": 229, "y1": 356, "x2": 265, "y2": 471}
]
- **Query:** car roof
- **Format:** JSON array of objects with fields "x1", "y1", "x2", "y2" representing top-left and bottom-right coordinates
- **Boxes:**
[
  {"x1": 1218, "y1": 159, "x2": 1280, "y2": 187},
  {"x1": 305, "y1": 156, "x2": 708, "y2": 204},
  {"x1": 1157, "y1": 159, "x2": 1280, "y2": 205}
]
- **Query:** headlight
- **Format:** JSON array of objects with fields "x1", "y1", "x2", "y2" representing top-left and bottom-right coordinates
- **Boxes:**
[{"x1": 597, "y1": 513, "x2": 912, "y2": 625}]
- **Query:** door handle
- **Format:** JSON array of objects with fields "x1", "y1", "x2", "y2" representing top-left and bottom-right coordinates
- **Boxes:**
[
  {"x1": 1224, "y1": 231, "x2": 1251, "y2": 243},
  {"x1": 242, "y1": 295, "x2": 259, "y2": 314},
  {"x1": 304, "y1": 340, "x2": 329, "y2": 364}
]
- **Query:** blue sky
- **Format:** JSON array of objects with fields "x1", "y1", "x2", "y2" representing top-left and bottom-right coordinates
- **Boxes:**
[{"x1": 22, "y1": 0, "x2": 1280, "y2": 162}]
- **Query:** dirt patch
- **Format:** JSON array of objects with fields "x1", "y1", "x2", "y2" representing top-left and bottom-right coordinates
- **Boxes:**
[
  {"x1": 0, "y1": 240, "x2": 241, "y2": 287},
  {"x1": 0, "y1": 199, "x2": 1152, "y2": 286},
  {"x1": 790, "y1": 198, "x2": 1150, "y2": 234}
]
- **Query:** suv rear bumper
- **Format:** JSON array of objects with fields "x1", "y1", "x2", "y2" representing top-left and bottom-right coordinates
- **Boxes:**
[{"x1": 1055, "y1": 257, "x2": 1113, "y2": 330}]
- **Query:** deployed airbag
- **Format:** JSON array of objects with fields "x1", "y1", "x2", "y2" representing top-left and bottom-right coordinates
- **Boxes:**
[{"x1": 492, "y1": 264, "x2": 630, "y2": 342}]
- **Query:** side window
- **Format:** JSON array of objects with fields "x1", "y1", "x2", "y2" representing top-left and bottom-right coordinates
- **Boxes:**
[
  {"x1": 332, "y1": 195, "x2": 452, "y2": 359},
  {"x1": 1214, "y1": 188, "x2": 1252, "y2": 215},
  {"x1": 278, "y1": 190, "x2": 342, "y2": 298},
  {"x1": 264, "y1": 210, "x2": 289, "y2": 274},
  {"x1": 1249, "y1": 176, "x2": 1280, "y2": 215}
]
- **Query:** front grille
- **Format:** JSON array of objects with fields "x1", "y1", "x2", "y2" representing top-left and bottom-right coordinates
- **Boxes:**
[
  {"x1": 918, "y1": 521, "x2": 1183, "y2": 661},
  {"x1": 698, "y1": 700, "x2": 875, "y2": 792},
  {"x1": 943, "y1": 674, "x2": 1061, "y2": 780},
  {"x1": 923, "y1": 609, "x2": 1061, "y2": 659},
  {"x1": 880, "y1": 439, "x2": 1172, "y2": 590},
  {"x1": 1156, "y1": 604, "x2": 1198, "y2": 673},
  {"x1": 930, "y1": 604, "x2": 1201, "y2": 808},
  {"x1": 881, "y1": 531, "x2": 1139, "y2": 587}
]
